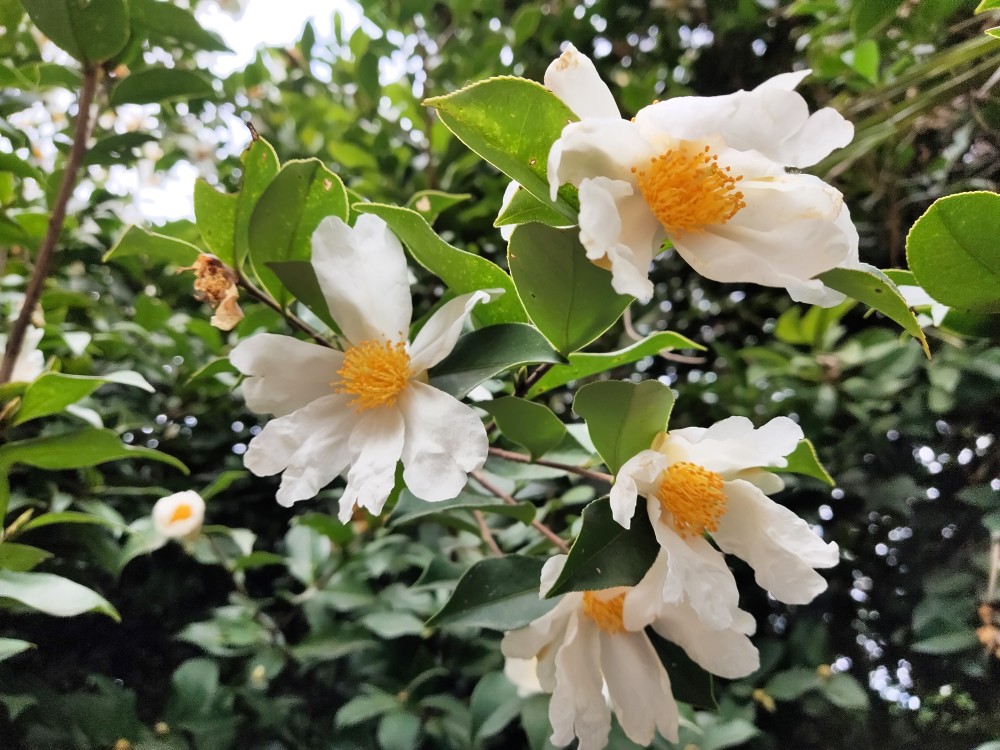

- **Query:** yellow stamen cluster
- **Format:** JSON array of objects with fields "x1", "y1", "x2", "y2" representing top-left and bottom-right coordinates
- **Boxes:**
[
  {"x1": 168, "y1": 503, "x2": 193, "y2": 524},
  {"x1": 582, "y1": 590, "x2": 627, "y2": 634},
  {"x1": 633, "y1": 144, "x2": 746, "y2": 234},
  {"x1": 334, "y1": 338, "x2": 411, "y2": 411},
  {"x1": 657, "y1": 461, "x2": 727, "y2": 538}
]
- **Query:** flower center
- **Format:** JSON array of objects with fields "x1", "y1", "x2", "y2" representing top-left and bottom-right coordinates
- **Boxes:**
[
  {"x1": 656, "y1": 461, "x2": 727, "y2": 538},
  {"x1": 334, "y1": 338, "x2": 411, "y2": 411},
  {"x1": 168, "y1": 503, "x2": 193, "y2": 524},
  {"x1": 632, "y1": 144, "x2": 746, "y2": 234},
  {"x1": 582, "y1": 591, "x2": 627, "y2": 634}
]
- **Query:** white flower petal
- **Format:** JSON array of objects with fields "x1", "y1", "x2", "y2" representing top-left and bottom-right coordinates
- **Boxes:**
[
  {"x1": 549, "y1": 614, "x2": 611, "y2": 750},
  {"x1": 243, "y1": 394, "x2": 357, "y2": 507},
  {"x1": 397, "y1": 381, "x2": 487, "y2": 502},
  {"x1": 152, "y1": 490, "x2": 206, "y2": 539},
  {"x1": 577, "y1": 177, "x2": 663, "y2": 301},
  {"x1": 408, "y1": 290, "x2": 495, "y2": 373},
  {"x1": 652, "y1": 603, "x2": 760, "y2": 679},
  {"x1": 622, "y1": 549, "x2": 670, "y2": 630},
  {"x1": 339, "y1": 406, "x2": 406, "y2": 521},
  {"x1": 713, "y1": 479, "x2": 839, "y2": 604},
  {"x1": 610, "y1": 449, "x2": 670, "y2": 529},
  {"x1": 601, "y1": 632, "x2": 680, "y2": 745},
  {"x1": 504, "y1": 657, "x2": 544, "y2": 697},
  {"x1": 544, "y1": 43, "x2": 620, "y2": 119},
  {"x1": 498, "y1": 181, "x2": 520, "y2": 241},
  {"x1": 230, "y1": 333, "x2": 344, "y2": 416},
  {"x1": 664, "y1": 416, "x2": 802, "y2": 477},
  {"x1": 539, "y1": 554, "x2": 568, "y2": 597},
  {"x1": 548, "y1": 118, "x2": 652, "y2": 200},
  {"x1": 311, "y1": 214, "x2": 412, "y2": 344},
  {"x1": 8, "y1": 325, "x2": 45, "y2": 382},
  {"x1": 502, "y1": 595, "x2": 577, "y2": 662}
]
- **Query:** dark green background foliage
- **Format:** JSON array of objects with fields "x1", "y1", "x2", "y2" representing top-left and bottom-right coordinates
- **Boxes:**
[{"x1": 1, "y1": 0, "x2": 999, "y2": 748}]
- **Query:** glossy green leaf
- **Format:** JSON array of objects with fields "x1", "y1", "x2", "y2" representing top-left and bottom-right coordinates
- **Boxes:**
[
  {"x1": 648, "y1": 633, "x2": 717, "y2": 709},
  {"x1": 821, "y1": 673, "x2": 870, "y2": 710},
  {"x1": 911, "y1": 631, "x2": 979, "y2": 654},
  {"x1": 526, "y1": 331, "x2": 702, "y2": 398},
  {"x1": 405, "y1": 189, "x2": 470, "y2": 225},
  {"x1": 354, "y1": 203, "x2": 527, "y2": 326},
  {"x1": 21, "y1": 510, "x2": 125, "y2": 532},
  {"x1": 131, "y1": 0, "x2": 230, "y2": 52},
  {"x1": 248, "y1": 159, "x2": 349, "y2": 305},
  {"x1": 509, "y1": 224, "x2": 632, "y2": 354},
  {"x1": 906, "y1": 191, "x2": 1000, "y2": 313},
  {"x1": 109, "y1": 68, "x2": 213, "y2": 106},
  {"x1": 817, "y1": 266, "x2": 929, "y2": 356},
  {"x1": 765, "y1": 667, "x2": 822, "y2": 700},
  {"x1": 0, "y1": 428, "x2": 188, "y2": 474},
  {"x1": 428, "y1": 323, "x2": 563, "y2": 398},
  {"x1": 15, "y1": 370, "x2": 154, "y2": 425},
  {"x1": 0, "y1": 152, "x2": 43, "y2": 181},
  {"x1": 771, "y1": 439, "x2": 835, "y2": 486},
  {"x1": 546, "y1": 497, "x2": 659, "y2": 598},
  {"x1": 426, "y1": 555, "x2": 557, "y2": 630},
  {"x1": 482, "y1": 397, "x2": 566, "y2": 459},
  {"x1": 265, "y1": 260, "x2": 339, "y2": 331},
  {"x1": 0, "y1": 570, "x2": 120, "y2": 620},
  {"x1": 977, "y1": 0, "x2": 1000, "y2": 12},
  {"x1": 104, "y1": 224, "x2": 201, "y2": 266},
  {"x1": 495, "y1": 185, "x2": 569, "y2": 231},
  {"x1": 573, "y1": 380, "x2": 675, "y2": 475},
  {"x1": 83, "y1": 132, "x2": 157, "y2": 167},
  {"x1": 234, "y1": 137, "x2": 281, "y2": 265},
  {"x1": 0, "y1": 543, "x2": 52, "y2": 572},
  {"x1": 424, "y1": 76, "x2": 579, "y2": 222},
  {"x1": 391, "y1": 489, "x2": 535, "y2": 527},
  {"x1": 0, "y1": 638, "x2": 34, "y2": 662},
  {"x1": 194, "y1": 178, "x2": 237, "y2": 262},
  {"x1": 22, "y1": 0, "x2": 129, "y2": 64}
]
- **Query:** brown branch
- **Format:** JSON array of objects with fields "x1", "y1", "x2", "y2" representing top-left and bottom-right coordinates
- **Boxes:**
[
  {"x1": 1, "y1": 67, "x2": 100, "y2": 383},
  {"x1": 516, "y1": 362, "x2": 554, "y2": 397},
  {"x1": 471, "y1": 469, "x2": 569, "y2": 554},
  {"x1": 488, "y1": 446, "x2": 614, "y2": 484},
  {"x1": 473, "y1": 509, "x2": 502, "y2": 556},
  {"x1": 235, "y1": 277, "x2": 334, "y2": 348}
]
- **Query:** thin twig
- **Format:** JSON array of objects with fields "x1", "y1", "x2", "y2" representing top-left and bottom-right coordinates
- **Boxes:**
[
  {"x1": 473, "y1": 509, "x2": 502, "y2": 556},
  {"x1": 488, "y1": 446, "x2": 614, "y2": 484},
  {"x1": 236, "y1": 277, "x2": 333, "y2": 347},
  {"x1": 517, "y1": 362, "x2": 554, "y2": 397},
  {"x1": 1, "y1": 67, "x2": 100, "y2": 383},
  {"x1": 471, "y1": 470, "x2": 570, "y2": 554}
]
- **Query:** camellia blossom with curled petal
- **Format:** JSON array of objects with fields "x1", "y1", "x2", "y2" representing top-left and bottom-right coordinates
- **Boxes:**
[
  {"x1": 230, "y1": 214, "x2": 495, "y2": 521},
  {"x1": 610, "y1": 416, "x2": 840, "y2": 620},
  {"x1": 502, "y1": 554, "x2": 760, "y2": 750},
  {"x1": 545, "y1": 43, "x2": 859, "y2": 305},
  {"x1": 152, "y1": 490, "x2": 206, "y2": 540}
]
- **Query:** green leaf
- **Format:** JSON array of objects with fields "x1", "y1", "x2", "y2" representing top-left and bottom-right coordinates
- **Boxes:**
[
  {"x1": 22, "y1": 0, "x2": 129, "y2": 64},
  {"x1": 104, "y1": 224, "x2": 201, "y2": 266},
  {"x1": 109, "y1": 68, "x2": 213, "y2": 106},
  {"x1": 526, "y1": 331, "x2": 702, "y2": 398},
  {"x1": 21, "y1": 510, "x2": 125, "y2": 532},
  {"x1": 131, "y1": 0, "x2": 230, "y2": 52},
  {"x1": 14, "y1": 370, "x2": 154, "y2": 425},
  {"x1": 0, "y1": 151, "x2": 43, "y2": 181},
  {"x1": 424, "y1": 76, "x2": 579, "y2": 222},
  {"x1": 771, "y1": 439, "x2": 835, "y2": 486},
  {"x1": 977, "y1": 0, "x2": 1000, "y2": 12},
  {"x1": 906, "y1": 191, "x2": 1000, "y2": 313},
  {"x1": 429, "y1": 323, "x2": 563, "y2": 398},
  {"x1": 199, "y1": 470, "x2": 247, "y2": 502},
  {"x1": 391, "y1": 489, "x2": 536, "y2": 527},
  {"x1": 0, "y1": 543, "x2": 52, "y2": 572},
  {"x1": 265, "y1": 260, "x2": 339, "y2": 331},
  {"x1": 248, "y1": 159, "x2": 349, "y2": 305},
  {"x1": 817, "y1": 266, "x2": 929, "y2": 357},
  {"x1": 234, "y1": 137, "x2": 281, "y2": 265},
  {"x1": 426, "y1": 555, "x2": 557, "y2": 630},
  {"x1": 354, "y1": 203, "x2": 527, "y2": 326},
  {"x1": 765, "y1": 667, "x2": 822, "y2": 700},
  {"x1": 546, "y1": 497, "x2": 659, "y2": 598},
  {"x1": 471, "y1": 672, "x2": 520, "y2": 742},
  {"x1": 482, "y1": 397, "x2": 566, "y2": 459},
  {"x1": 406, "y1": 189, "x2": 470, "y2": 225},
  {"x1": 649, "y1": 633, "x2": 716, "y2": 709},
  {"x1": 194, "y1": 179, "x2": 237, "y2": 262},
  {"x1": 0, "y1": 570, "x2": 119, "y2": 620},
  {"x1": 846, "y1": 39, "x2": 880, "y2": 83},
  {"x1": 337, "y1": 691, "x2": 400, "y2": 728},
  {"x1": 821, "y1": 673, "x2": 869, "y2": 710},
  {"x1": 378, "y1": 712, "x2": 422, "y2": 750},
  {"x1": 0, "y1": 427, "x2": 188, "y2": 474},
  {"x1": 911, "y1": 631, "x2": 979, "y2": 654},
  {"x1": 0, "y1": 638, "x2": 34, "y2": 662},
  {"x1": 573, "y1": 380, "x2": 675, "y2": 475},
  {"x1": 83, "y1": 132, "x2": 156, "y2": 167},
  {"x1": 509, "y1": 224, "x2": 631, "y2": 354},
  {"x1": 495, "y1": 184, "x2": 569, "y2": 231}
]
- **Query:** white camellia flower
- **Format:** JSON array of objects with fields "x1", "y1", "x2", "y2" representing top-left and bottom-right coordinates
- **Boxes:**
[
  {"x1": 152, "y1": 491, "x2": 206, "y2": 539},
  {"x1": 2, "y1": 325, "x2": 45, "y2": 382},
  {"x1": 230, "y1": 214, "x2": 495, "y2": 521},
  {"x1": 611, "y1": 416, "x2": 839, "y2": 617},
  {"x1": 545, "y1": 43, "x2": 859, "y2": 305},
  {"x1": 502, "y1": 554, "x2": 759, "y2": 750}
]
